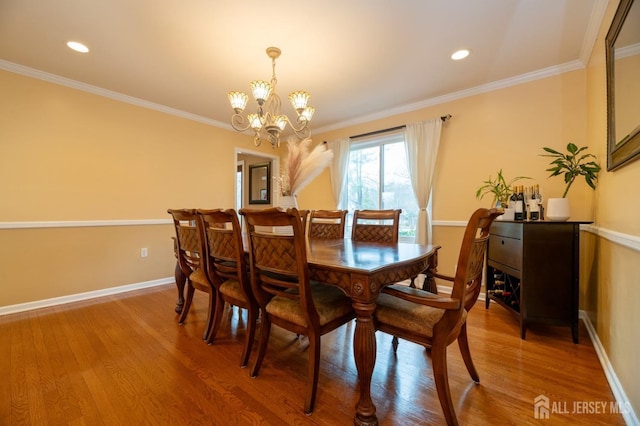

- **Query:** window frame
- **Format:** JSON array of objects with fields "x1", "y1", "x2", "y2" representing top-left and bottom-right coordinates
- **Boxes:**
[{"x1": 341, "y1": 130, "x2": 418, "y2": 242}]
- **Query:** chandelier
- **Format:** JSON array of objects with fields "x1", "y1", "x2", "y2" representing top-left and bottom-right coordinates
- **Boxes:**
[{"x1": 228, "y1": 47, "x2": 314, "y2": 148}]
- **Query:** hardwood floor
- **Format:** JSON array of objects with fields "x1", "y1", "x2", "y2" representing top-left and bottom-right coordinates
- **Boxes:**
[{"x1": 1, "y1": 284, "x2": 625, "y2": 425}]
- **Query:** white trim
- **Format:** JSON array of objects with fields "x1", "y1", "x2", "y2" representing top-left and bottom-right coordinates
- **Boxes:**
[
  {"x1": 1, "y1": 57, "x2": 584, "y2": 138},
  {"x1": 432, "y1": 220, "x2": 467, "y2": 228},
  {"x1": 579, "y1": 0, "x2": 609, "y2": 65},
  {"x1": 580, "y1": 311, "x2": 639, "y2": 425},
  {"x1": 582, "y1": 224, "x2": 640, "y2": 252},
  {"x1": 0, "y1": 59, "x2": 231, "y2": 130},
  {"x1": 0, "y1": 219, "x2": 172, "y2": 230},
  {"x1": 3, "y1": 220, "x2": 637, "y2": 254},
  {"x1": 0, "y1": 277, "x2": 174, "y2": 316}
]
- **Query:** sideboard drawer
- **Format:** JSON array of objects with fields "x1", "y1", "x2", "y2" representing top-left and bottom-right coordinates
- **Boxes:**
[
  {"x1": 488, "y1": 235, "x2": 522, "y2": 271},
  {"x1": 490, "y1": 221, "x2": 523, "y2": 239}
]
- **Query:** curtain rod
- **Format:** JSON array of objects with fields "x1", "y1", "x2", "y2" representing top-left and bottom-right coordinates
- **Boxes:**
[{"x1": 349, "y1": 114, "x2": 452, "y2": 140}]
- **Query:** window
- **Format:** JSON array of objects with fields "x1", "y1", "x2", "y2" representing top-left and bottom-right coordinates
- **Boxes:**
[{"x1": 341, "y1": 130, "x2": 419, "y2": 240}]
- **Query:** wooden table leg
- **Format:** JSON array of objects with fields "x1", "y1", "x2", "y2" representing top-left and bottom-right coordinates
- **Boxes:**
[
  {"x1": 174, "y1": 261, "x2": 186, "y2": 313},
  {"x1": 353, "y1": 301, "x2": 378, "y2": 426}
]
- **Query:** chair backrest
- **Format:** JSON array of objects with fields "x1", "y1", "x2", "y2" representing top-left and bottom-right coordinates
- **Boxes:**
[
  {"x1": 308, "y1": 210, "x2": 348, "y2": 240},
  {"x1": 195, "y1": 208, "x2": 248, "y2": 292},
  {"x1": 298, "y1": 209, "x2": 310, "y2": 234},
  {"x1": 167, "y1": 209, "x2": 200, "y2": 276},
  {"x1": 239, "y1": 207, "x2": 319, "y2": 326},
  {"x1": 351, "y1": 209, "x2": 401, "y2": 243},
  {"x1": 451, "y1": 208, "x2": 503, "y2": 312}
]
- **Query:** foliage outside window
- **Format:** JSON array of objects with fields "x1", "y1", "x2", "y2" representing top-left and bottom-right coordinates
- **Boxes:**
[{"x1": 341, "y1": 131, "x2": 419, "y2": 240}]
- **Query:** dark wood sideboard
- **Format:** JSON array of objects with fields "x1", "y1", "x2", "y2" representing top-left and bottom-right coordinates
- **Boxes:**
[{"x1": 484, "y1": 220, "x2": 590, "y2": 343}]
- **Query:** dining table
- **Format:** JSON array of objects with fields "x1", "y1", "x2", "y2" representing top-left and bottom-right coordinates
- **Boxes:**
[
  {"x1": 172, "y1": 236, "x2": 440, "y2": 426},
  {"x1": 305, "y1": 238, "x2": 439, "y2": 425}
]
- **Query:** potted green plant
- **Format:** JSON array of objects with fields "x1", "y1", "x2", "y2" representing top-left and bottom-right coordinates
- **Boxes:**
[
  {"x1": 475, "y1": 169, "x2": 530, "y2": 209},
  {"x1": 541, "y1": 142, "x2": 601, "y2": 220}
]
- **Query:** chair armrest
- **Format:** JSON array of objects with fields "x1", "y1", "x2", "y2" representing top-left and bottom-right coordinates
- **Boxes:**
[
  {"x1": 382, "y1": 285, "x2": 461, "y2": 310},
  {"x1": 430, "y1": 271, "x2": 454, "y2": 282}
]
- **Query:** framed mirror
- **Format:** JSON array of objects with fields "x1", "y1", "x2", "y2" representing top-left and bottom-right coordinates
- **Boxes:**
[
  {"x1": 248, "y1": 162, "x2": 270, "y2": 204},
  {"x1": 606, "y1": 0, "x2": 640, "y2": 171}
]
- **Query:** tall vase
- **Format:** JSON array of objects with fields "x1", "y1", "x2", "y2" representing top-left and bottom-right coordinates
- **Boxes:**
[
  {"x1": 279, "y1": 195, "x2": 298, "y2": 210},
  {"x1": 275, "y1": 195, "x2": 297, "y2": 234}
]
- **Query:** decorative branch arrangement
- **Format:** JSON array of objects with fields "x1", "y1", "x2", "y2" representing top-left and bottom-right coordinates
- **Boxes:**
[{"x1": 275, "y1": 138, "x2": 333, "y2": 196}]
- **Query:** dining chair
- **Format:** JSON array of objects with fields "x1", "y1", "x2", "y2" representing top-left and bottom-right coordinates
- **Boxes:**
[
  {"x1": 167, "y1": 208, "x2": 215, "y2": 341},
  {"x1": 196, "y1": 208, "x2": 258, "y2": 368},
  {"x1": 239, "y1": 207, "x2": 356, "y2": 414},
  {"x1": 308, "y1": 209, "x2": 348, "y2": 239},
  {"x1": 351, "y1": 209, "x2": 401, "y2": 243},
  {"x1": 298, "y1": 209, "x2": 310, "y2": 234},
  {"x1": 373, "y1": 208, "x2": 502, "y2": 426}
]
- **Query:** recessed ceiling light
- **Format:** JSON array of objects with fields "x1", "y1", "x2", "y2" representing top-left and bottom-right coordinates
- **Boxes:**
[
  {"x1": 451, "y1": 49, "x2": 470, "y2": 60},
  {"x1": 67, "y1": 41, "x2": 89, "y2": 53}
]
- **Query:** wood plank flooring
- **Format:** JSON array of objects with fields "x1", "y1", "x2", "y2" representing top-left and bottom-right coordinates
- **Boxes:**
[{"x1": 1, "y1": 284, "x2": 625, "y2": 425}]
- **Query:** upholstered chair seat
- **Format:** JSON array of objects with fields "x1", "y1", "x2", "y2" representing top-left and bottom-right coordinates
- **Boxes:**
[{"x1": 266, "y1": 283, "x2": 354, "y2": 328}]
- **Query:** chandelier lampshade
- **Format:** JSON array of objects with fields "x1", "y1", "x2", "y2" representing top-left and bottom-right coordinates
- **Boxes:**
[
  {"x1": 228, "y1": 47, "x2": 313, "y2": 148},
  {"x1": 288, "y1": 91, "x2": 310, "y2": 112},
  {"x1": 228, "y1": 91, "x2": 249, "y2": 113}
]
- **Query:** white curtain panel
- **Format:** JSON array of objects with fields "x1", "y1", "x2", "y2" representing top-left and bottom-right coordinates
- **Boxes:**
[
  {"x1": 404, "y1": 118, "x2": 442, "y2": 245},
  {"x1": 327, "y1": 138, "x2": 350, "y2": 208}
]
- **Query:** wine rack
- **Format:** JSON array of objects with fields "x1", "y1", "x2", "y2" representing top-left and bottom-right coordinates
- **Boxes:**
[{"x1": 486, "y1": 267, "x2": 521, "y2": 313}]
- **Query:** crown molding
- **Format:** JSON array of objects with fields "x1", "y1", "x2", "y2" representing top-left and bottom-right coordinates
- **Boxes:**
[
  {"x1": 579, "y1": 0, "x2": 609, "y2": 64},
  {"x1": 314, "y1": 60, "x2": 585, "y2": 134},
  {"x1": 0, "y1": 59, "x2": 232, "y2": 130}
]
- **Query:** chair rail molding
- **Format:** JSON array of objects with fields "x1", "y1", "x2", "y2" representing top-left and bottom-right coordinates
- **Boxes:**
[{"x1": 0, "y1": 219, "x2": 172, "y2": 229}]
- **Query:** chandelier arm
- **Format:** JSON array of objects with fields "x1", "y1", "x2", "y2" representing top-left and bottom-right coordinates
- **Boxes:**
[
  {"x1": 230, "y1": 114, "x2": 252, "y2": 132},
  {"x1": 279, "y1": 114, "x2": 311, "y2": 139}
]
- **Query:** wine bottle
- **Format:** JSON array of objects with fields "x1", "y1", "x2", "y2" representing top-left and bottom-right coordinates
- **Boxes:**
[
  {"x1": 514, "y1": 185, "x2": 524, "y2": 220},
  {"x1": 529, "y1": 185, "x2": 540, "y2": 220}
]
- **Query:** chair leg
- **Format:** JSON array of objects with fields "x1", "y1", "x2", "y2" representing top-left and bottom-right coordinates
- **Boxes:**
[
  {"x1": 174, "y1": 262, "x2": 186, "y2": 313},
  {"x1": 240, "y1": 306, "x2": 258, "y2": 368},
  {"x1": 392, "y1": 336, "x2": 399, "y2": 353},
  {"x1": 457, "y1": 322, "x2": 479, "y2": 383},
  {"x1": 201, "y1": 290, "x2": 218, "y2": 341},
  {"x1": 304, "y1": 332, "x2": 321, "y2": 415},
  {"x1": 205, "y1": 294, "x2": 225, "y2": 344},
  {"x1": 250, "y1": 314, "x2": 271, "y2": 378},
  {"x1": 178, "y1": 282, "x2": 195, "y2": 325},
  {"x1": 432, "y1": 337, "x2": 458, "y2": 426}
]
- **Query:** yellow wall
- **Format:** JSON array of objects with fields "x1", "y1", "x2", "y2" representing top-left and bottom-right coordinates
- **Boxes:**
[
  {"x1": 310, "y1": 70, "x2": 592, "y2": 278},
  {"x1": 584, "y1": 0, "x2": 640, "y2": 415},
  {"x1": 0, "y1": 69, "x2": 278, "y2": 306}
]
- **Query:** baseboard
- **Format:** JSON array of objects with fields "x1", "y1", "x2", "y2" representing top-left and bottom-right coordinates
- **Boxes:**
[
  {"x1": 0, "y1": 277, "x2": 174, "y2": 316},
  {"x1": 580, "y1": 311, "x2": 639, "y2": 425}
]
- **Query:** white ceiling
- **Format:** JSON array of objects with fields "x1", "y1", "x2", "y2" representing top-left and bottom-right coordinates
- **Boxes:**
[{"x1": 0, "y1": 0, "x2": 609, "y2": 135}]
